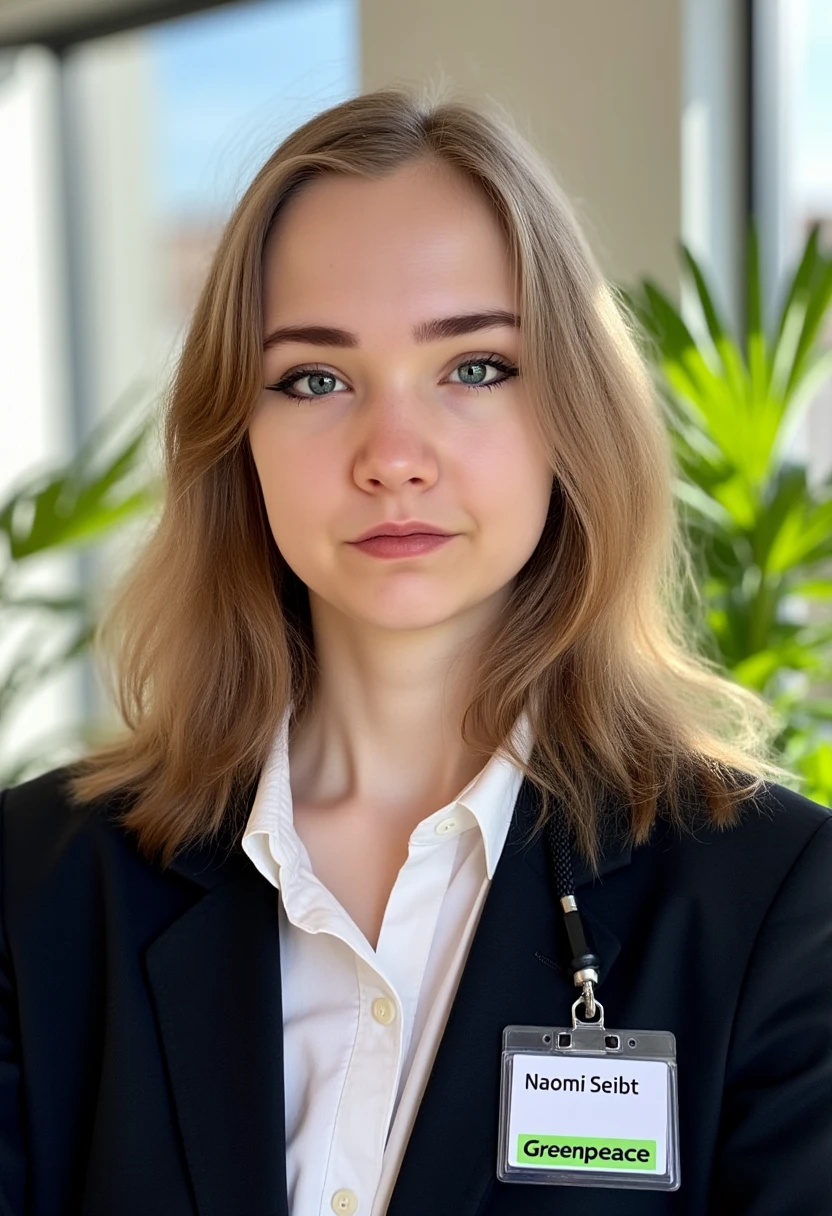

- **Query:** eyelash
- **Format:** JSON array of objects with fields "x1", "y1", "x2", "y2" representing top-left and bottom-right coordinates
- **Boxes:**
[{"x1": 266, "y1": 354, "x2": 519, "y2": 402}]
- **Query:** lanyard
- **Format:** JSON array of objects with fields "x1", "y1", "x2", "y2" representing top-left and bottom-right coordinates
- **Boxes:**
[
  {"x1": 543, "y1": 810, "x2": 601, "y2": 1019},
  {"x1": 498, "y1": 808, "x2": 682, "y2": 1192}
]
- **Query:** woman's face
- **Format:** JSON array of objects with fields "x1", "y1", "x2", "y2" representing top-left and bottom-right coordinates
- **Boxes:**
[{"x1": 248, "y1": 159, "x2": 554, "y2": 638}]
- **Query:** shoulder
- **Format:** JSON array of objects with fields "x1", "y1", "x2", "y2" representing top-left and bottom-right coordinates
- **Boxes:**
[
  {"x1": 742, "y1": 776, "x2": 831, "y2": 827},
  {"x1": 713, "y1": 777, "x2": 829, "y2": 858},
  {"x1": 1, "y1": 760, "x2": 120, "y2": 846},
  {"x1": 733, "y1": 778, "x2": 832, "y2": 917},
  {"x1": 642, "y1": 777, "x2": 832, "y2": 923},
  {"x1": 655, "y1": 775, "x2": 831, "y2": 863},
  {"x1": 719, "y1": 776, "x2": 831, "y2": 858},
  {"x1": 0, "y1": 762, "x2": 153, "y2": 915}
]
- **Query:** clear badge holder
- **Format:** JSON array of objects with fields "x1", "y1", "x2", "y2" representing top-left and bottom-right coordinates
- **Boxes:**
[{"x1": 497, "y1": 999, "x2": 680, "y2": 1191}]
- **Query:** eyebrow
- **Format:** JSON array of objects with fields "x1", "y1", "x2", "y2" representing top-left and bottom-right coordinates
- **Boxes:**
[{"x1": 263, "y1": 309, "x2": 521, "y2": 351}]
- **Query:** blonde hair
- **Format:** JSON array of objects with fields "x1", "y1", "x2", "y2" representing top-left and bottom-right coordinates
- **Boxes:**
[{"x1": 67, "y1": 85, "x2": 790, "y2": 868}]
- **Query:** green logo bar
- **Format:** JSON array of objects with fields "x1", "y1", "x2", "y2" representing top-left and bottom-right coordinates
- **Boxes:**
[{"x1": 517, "y1": 1134, "x2": 656, "y2": 1170}]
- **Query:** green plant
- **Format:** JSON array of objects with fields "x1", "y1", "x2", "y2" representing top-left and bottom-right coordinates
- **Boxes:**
[
  {"x1": 0, "y1": 386, "x2": 160, "y2": 786},
  {"x1": 620, "y1": 223, "x2": 832, "y2": 806}
]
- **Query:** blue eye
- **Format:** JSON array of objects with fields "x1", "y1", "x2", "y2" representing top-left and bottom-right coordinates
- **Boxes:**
[
  {"x1": 449, "y1": 358, "x2": 515, "y2": 388},
  {"x1": 267, "y1": 355, "x2": 519, "y2": 402}
]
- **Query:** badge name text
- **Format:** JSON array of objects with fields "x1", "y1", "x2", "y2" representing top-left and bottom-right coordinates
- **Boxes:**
[{"x1": 524, "y1": 1071, "x2": 640, "y2": 1094}]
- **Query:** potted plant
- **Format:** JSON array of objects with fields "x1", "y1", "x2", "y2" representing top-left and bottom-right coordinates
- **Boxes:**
[
  {"x1": 620, "y1": 223, "x2": 832, "y2": 805},
  {"x1": 0, "y1": 385, "x2": 160, "y2": 786}
]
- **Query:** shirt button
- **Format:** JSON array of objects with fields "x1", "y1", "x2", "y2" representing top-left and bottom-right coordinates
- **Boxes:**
[
  {"x1": 435, "y1": 816, "x2": 458, "y2": 835},
  {"x1": 331, "y1": 1190, "x2": 358, "y2": 1214},
  {"x1": 372, "y1": 996, "x2": 397, "y2": 1024}
]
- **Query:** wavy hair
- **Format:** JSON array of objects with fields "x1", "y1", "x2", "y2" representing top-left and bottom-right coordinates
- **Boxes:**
[{"x1": 66, "y1": 84, "x2": 791, "y2": 868}]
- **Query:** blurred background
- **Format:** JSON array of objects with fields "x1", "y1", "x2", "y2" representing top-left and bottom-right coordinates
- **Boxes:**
[{"x1": 1, "y1": 0, "x2": 831, "y2": 798}]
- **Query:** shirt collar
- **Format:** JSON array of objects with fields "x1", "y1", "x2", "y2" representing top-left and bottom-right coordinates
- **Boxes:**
[{"x1": 241, "y1": 704, "x2": 535, "y2": 886}]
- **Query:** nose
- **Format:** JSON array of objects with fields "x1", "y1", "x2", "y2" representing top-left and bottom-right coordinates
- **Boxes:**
[{"x1": 350, "y1": 395, "x2": 441, "y2": 492}]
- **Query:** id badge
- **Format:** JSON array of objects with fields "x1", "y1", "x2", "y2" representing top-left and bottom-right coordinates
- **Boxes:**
[{"x1": 497, "y1": 1001, "x2": 680, "y2": 1191}]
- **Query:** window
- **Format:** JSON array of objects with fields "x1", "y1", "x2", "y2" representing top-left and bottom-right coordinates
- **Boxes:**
[{"x1": 0, "y1": 0, "x2": 357, "y2": 778}]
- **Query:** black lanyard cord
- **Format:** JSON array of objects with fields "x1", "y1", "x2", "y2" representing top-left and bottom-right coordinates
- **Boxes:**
[{"x1": 544, "y1": 808, "x2": 602, "y2": 1019}]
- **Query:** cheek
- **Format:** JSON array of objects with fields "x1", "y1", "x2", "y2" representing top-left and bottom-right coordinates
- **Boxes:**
[
  {"x1": 466, "y1": 424, "x2": 552, "y2": 528},
  {"x1": 473, "y1": 441, "x2": 552, "y2": 577},
  {"x1": 248, "y1": 415, "x2": 335, "y2": 547}
]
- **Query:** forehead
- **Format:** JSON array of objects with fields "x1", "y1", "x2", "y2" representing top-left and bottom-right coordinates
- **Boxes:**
[{"x1": 261, "y1": 161, "x2": 516, "y2": 329}]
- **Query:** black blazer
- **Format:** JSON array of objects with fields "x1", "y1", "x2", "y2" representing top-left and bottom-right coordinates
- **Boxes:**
[{"x1": 0, "y1": 764, "x2": 830, "y2": 1216}]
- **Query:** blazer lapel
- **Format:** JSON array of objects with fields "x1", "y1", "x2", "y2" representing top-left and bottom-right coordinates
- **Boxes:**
[
  {"x1": 386, "y1": 778, "x2": 630, "y2": 1216},
  {"x1": 145, "y1": 828, "x2": 290, "y2": 1216},
  {"x1": 142, "y1": 776, "x2": 630, "y2": 1216}
]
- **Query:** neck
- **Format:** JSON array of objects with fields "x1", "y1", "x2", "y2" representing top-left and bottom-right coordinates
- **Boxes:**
[{"x1": 287, "y1": 591, "x2": 507, "y2": 822}]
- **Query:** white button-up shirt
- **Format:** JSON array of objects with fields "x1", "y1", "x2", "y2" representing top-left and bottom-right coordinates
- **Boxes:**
[{"x1": 241, "y1": 705, "x2": 534, "y2": 1216}]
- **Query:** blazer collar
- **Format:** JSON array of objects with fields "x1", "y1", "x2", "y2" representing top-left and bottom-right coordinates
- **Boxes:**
[{"x1": 149, "y1": 775, "x2": 632, "y2": 1216}]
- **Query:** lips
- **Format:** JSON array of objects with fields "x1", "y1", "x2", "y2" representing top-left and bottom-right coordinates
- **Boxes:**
[
  {"x1": 350, "y1": 533, "x2": 455, "y2": 558},
  {"x1": 351, "y1": 522, "x2": 455, "y2": 543}
]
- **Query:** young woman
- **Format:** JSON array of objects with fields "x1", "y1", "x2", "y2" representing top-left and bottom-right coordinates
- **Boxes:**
[{"x1": 1, "y1": 87, "x2": 830, "y2": 1216}]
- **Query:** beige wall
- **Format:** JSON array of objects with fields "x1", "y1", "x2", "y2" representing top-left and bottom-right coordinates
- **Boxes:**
[{"x1": 361, "y1": 0, "x2": 683, "y2": 300}]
